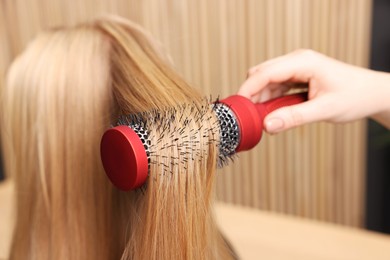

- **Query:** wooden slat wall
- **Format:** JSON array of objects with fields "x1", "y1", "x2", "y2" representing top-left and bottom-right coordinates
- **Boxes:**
[{"x1": 0, "y1": 0, "x2": 372, "y2": 227}]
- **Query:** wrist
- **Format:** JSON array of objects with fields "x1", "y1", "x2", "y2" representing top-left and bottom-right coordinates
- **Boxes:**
[{"x1": 370, "y1": 71, "x2": 390, "y2": 129}]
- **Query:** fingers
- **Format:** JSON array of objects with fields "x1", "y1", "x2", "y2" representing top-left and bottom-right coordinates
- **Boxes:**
[
  {"x1": 239, "y1": 49, "x2": 335, "y2": 133},
  {"x1": 249, "y1": 83, "x2": 291, "y2": 103},
  {"x1": 264, "y1": 97, "x2": 331, "y2": 133},
  {"x1": 238, "y1": 49, "x2": 318, "y2": 99}
]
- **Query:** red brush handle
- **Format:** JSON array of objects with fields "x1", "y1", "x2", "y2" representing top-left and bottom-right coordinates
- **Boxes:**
[
  {"x1": 255, "y1": 92, "x2": 308, "y2": 120},
  {"x1": 219, "y1": 92, "x2": 307, "y2": 152}
]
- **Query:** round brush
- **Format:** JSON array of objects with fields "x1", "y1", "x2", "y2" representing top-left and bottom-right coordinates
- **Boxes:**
[{"x1": 101, "y1": 92, "x2": 307, "y2": 190}]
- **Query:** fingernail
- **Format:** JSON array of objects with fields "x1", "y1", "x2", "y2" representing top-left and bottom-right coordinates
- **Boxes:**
[{"x1": 266, "y1": 118, "x2": 284, "y2": 133}]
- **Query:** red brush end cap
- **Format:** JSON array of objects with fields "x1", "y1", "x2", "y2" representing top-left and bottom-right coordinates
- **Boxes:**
[
  {"x1": 219, "y1": 95, "x2": 263, "y2": 152},
  {"x1": 100, "y1": 125, "x2": 148, "y2": 191}
]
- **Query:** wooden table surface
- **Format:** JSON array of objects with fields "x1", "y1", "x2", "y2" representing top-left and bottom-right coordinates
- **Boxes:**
[
  {"x1": 216, "y1": 204, "x2": 390, "y2": 260},
  {"x1": 1, "y1": 180, "x2": 390, "y2": 260}
]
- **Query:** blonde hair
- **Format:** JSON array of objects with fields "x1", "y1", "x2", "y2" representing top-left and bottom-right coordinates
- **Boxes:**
[{"x1": 0, "y1": 16, "x2": 234, "y2": 259}]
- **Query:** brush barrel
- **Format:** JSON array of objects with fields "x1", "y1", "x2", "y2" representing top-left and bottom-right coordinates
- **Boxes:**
[{"x1": 100, "y1": 92, "x2": 307, "y2": 191}]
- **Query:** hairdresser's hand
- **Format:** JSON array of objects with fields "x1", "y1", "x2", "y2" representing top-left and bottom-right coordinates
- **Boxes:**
[{"x1": 238, "y1": 49, "x2": 390, "y2": 133}]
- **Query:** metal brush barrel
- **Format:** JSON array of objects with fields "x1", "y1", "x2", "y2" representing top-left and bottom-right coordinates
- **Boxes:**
[
  {"x1": 129, "y1": 123, "x2": 152, "y2": 168},
  {"x1": 212, "y1": 103, "x2": 240, "y2": 158}
]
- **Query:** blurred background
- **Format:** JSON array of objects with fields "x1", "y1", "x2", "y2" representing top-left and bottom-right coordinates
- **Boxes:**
[{"x1": 0, "y1": 0, "x2": 389, "y2": 234}]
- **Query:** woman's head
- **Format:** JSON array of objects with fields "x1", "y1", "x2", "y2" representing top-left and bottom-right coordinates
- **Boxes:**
[{"x1": 1, "y1": 16, "x2": 233, "y2": 259}]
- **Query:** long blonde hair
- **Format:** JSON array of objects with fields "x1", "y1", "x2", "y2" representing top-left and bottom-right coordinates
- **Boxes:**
[{"x1": 0, "y1": 16, "x2": 234, "y2": 259}]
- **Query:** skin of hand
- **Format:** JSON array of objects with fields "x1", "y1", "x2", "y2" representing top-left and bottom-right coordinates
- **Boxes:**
[{"x1": 238, "y1": 49, "x2": 390, "y2": 133}]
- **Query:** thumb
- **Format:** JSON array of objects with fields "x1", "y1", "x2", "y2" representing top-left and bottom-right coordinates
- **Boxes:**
[{"x1": 264, "y1": 98, "x2": 330, "y2": 133}]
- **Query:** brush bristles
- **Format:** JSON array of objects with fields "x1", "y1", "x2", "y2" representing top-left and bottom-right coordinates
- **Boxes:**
[{"x1": 116, "y1": 98, "x2": 237, "y2": 187}]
